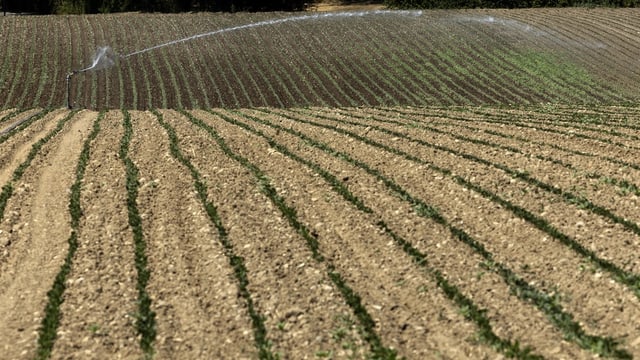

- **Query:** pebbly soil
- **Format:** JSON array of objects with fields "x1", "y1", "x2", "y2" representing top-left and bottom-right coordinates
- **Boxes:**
[{"x1": 1, "y1": 106, "x2": 639, "y2": 359}]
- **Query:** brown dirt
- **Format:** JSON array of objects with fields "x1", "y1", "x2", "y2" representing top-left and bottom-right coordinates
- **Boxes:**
[
  {"x1": 129, "y1": 111, "x2": 255, "y2": 358},
  {"x1": 0, "y1": 110, "x2": 95, "y2": 359},
  {"x1": 0, "y1": 109, "x2": 64, "y2": 186},
  {"x1": 237, "y1": 108, "x2": 594, "y2": 358},
  {"x1": 164, "y1": 109, "x2": 377, "y2": 358},
  {"x1": 2, "y1": 106, "x2": 640, "y2": 358},
  {"x1": 191, "y1": 109, "x2": 500, "y2": 358},
  {"x1": 52, "y1": 110, "x2": 142, "y2": 360},
  {"x1": 295, "y1": 107, "x2": 640, "y2": 350},
  {"x1": 4, "y1": 8, "x2": 640, "y2": 110}
]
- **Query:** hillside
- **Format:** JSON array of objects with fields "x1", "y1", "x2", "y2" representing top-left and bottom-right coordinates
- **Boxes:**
[
  {"x1": 2, "y1": 9, "x2": 640, "y2": 360},
  {"x1": 0, "y1": 8, "x2": 639, "y2": 109}
]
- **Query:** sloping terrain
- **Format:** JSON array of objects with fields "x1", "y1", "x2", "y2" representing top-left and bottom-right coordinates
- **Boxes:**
[
  {"x1": 1, "y1": 8, "x2": 640, "y2": 360},
  {"x1": 0, "y1": 8, "x2": 639, "y2": 109}
]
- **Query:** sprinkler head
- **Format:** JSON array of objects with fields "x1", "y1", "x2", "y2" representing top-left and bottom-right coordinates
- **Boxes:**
[{"x1": 66, "y1": 71, "x2": 78, "y2": 109}]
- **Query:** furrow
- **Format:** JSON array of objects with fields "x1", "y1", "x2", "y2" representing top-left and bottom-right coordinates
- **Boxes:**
[
  {"x1": 119, "y1": 109, "x2": 156, "y2": 356},
  {"x1": 136, "y1": 25, "x2": 168, "y2": 109},
  {"x1": 216, "y1": 108, "x2": 560, "y2": 358},
  {"x1": 246, "y1": 108, "x2": 617, "y2": 358},
  {"x1": 375, "y1": 106, "x2": 640, "y2": 207},
  {"x1": 217, "y1": 35, "x2": 255, "y2": 108},
  {"x1": 183, "y1": 109, "x2": 399, "y2": 358},
  {"x1": 442, "y1": 19, "x2": 537, "y2": 104},
  {"x1": 508, "y1": 9, "x2": 639, "y2": 99},
  {"x1": 463, "y1": 107, "x2": 640, "y2": 146},
  {"x1": 263, "y1": 22, "x2": 326, "y2": 107},
  {"x1": 0, "y1": 109, "x2": 19, "y2": 124},
  {"x1": 338, "y1": 107, "x2": 640, "y2": 228},
  {"x1": 311, "y1": 21, "x2": 393, "y2": 105},
  {"x1": 88, "y1": 16, "x2": 116, "y2": 110},
  {"x1": 0, "y1": 17, "x2": 16, "y2": 107},
  {"x1": 129, "y1": 110, "x2": 255, "y2": 357},
  {"x1": 312, "y1": 108, "x2": 640, "y2": 353},
  {"x1": 366, "y1": 22, "x2": 464, "y2": 105},
  {"x1": 51, "y1": 111, "x2": 141, "y2": 359},
  {"x1": 45, "y1": 17, "x2": 70, "y2": 108},
  {"x1": 223, "y1": 31, "x2": 273, "y2": 107},
  {"x1": 29, "y1": 17, "x2": 56, "y2": 108},
  {"x1": 161, "y1": 15, "x2": 205, "y2": 109},
  {"x1": 0, "y1": 109, "x2": 69, "y2": 222},
  {"x1": 263, "y1": 20, "x2": 340, "y2": 107},
  {"x1": 2, "y1": 18, "x2": 33, "y2": 109},
  {"x1": 0, "y1": 110, "x2": 93, "y2": 359},
  {"x1": 298, "y1": 108, "x2": 640, "y2": 294},
  {"x1": 35, "y1": 111, "x2": 103, "y2": 359},
  {"x1": 401, "y1": 106, "x2": 640, "y2": 165},
  {"x1": 162, "y1": 109, "x2": 367, "y2": 358},
  {"x1": 244, "y1": 32, "x2": 306, "y2": 107},
  {"x1": 260, "y1": 107, "x2": 635, "y2": 358},
  {"x1": 295, "y1": 17, "x2": 398, "y2": 106},
  {"x1": 201, "y1": 34, "x2": 242, "y2": 108},
  {"x1": 18, "y1": 18, "x2": 47, "y2": 108},
  {"x1": 68, "y1": 16, "x2": 87, "y2": 109},
  {"x1": 80, "y1": 16, "x2": 99, "y2": 109}
]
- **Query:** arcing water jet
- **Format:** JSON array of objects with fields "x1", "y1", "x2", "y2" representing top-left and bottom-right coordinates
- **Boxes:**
[
  {"x1": 66, "y1": 46, "x2": 120, "y2": 109},
  {"x1": 66, "y1": 10, "x2": 423, "y2": 109},
  {"x1": 122, "y1": 10, "x2": 422, "y2": 59}
]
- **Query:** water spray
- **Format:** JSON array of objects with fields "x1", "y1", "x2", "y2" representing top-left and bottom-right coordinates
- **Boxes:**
[
  {"x1": 66, "y1": 10, "x2": 423, "y2": 109},
  {"x1": 67, "y1": 46, "x2": 121, "y2": 109},
  {"x1": 122, "y1": 10, "x2": 422, "y2": 59}
]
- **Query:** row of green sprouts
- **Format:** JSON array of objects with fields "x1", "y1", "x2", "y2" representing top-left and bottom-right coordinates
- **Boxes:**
[{"x1": 1, "y1": 107, "x2": 639, "y2": 359}]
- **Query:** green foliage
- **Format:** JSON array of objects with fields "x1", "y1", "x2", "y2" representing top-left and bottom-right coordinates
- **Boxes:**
[
  {"x1": 500, "y1": 51, "x2": 598, "y2": 98},
  {"x1": 52, "y1": 0, "x2": 84, "y2": 14},
  {"x1": 153, "y1": 109, "x2": 276, "y2": 359},
  {"x1": 263, "y1": 108, "x2": 633, "y2": 359},
  {"x1": 120, "y1": 110, "x2": 157, "y2": 357}
]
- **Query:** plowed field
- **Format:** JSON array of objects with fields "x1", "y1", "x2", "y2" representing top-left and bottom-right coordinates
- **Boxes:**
[
  {"x1": 2, "y1": 6, "x2": 640, "y2": 360},
  {"x1": 1, "y1": 8, "x2": 640, "y2": 109},
  {"x1": 1, "y1": 106, "x2": 640, "y2": 359}
]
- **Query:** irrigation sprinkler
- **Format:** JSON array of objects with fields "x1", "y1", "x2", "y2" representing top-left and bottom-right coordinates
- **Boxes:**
[
  {"x1": 66, "y1": 46, "x2": 119, "y2": 109},
  {"x1": 65, "y1": 10, "x2": 422, "y2": 109},
  {"x1": 66, "y1": 71, "x2": 77, "y2": 109}
]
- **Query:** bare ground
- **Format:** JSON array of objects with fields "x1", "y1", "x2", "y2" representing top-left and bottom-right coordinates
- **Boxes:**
[
  {"x1": 0, "y1": 110, "x2": 94, "y2": 359},
  {"x1": 1, "y1": 106, "x2": 640, "y2": 359}
]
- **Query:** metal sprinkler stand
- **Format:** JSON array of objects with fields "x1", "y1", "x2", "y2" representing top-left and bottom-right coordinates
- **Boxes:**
[{"x1": 66, "y1": 70, "x2": 78, "y2": 109}]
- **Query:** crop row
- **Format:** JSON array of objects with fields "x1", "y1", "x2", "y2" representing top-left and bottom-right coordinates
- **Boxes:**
[
  {"x1": 1, "y1": 106, "x2": 640, "y2": 358},
  {"x1": 507, "y1": 8, "x2": 640, "y2": 93},
  {"x1": 1, "y1": 9, "x2": 640, "y2": 110},
  {"x1": 183, "y1": 106, "x2": 640, "y2": 357},
  {"x1": 316, "y1": 106, "x2": 640, "y2": 275},
  {"x1": 240, "y1": 107, "x2": 639, "y2": 355}
]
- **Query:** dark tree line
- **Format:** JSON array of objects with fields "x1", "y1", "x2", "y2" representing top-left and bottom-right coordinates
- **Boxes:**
[
  {"x1": 384, "y1": 0, "x2": 638, "y2": 7},
  {"x1": 2, "y1": 0, "x2": 313, "y2": 14}
]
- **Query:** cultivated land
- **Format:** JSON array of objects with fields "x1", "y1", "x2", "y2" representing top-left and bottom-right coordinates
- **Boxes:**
[
  {"x1": 1, "y1": 8, "x2": 640, "y2": 109},
  {"x1": 1, "y1": 7, "x2": 640, "y2": 360}
]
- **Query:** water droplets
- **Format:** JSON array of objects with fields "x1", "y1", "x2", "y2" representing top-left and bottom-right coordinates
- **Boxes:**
[{"x1": 79, "y1": 46, "x2": 121, "y2": 73}]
